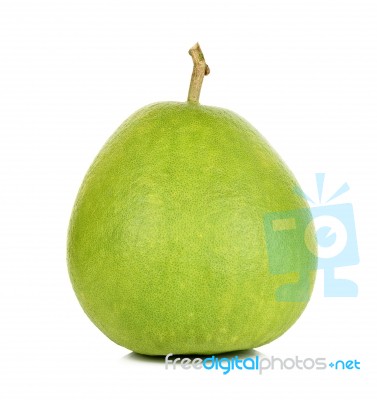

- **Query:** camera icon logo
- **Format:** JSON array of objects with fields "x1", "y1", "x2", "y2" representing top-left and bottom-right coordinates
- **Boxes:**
[{"x1": 264, "y1": 173, "x2": 359, "y2": 301}]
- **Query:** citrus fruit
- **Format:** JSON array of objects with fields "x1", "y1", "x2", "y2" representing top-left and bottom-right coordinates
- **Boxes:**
[{"x1": 67, "y1": 43, "x2": 317, "y2": 355}]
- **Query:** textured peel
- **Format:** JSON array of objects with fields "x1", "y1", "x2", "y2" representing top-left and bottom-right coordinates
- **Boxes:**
[{"x1": 67, "y1": 102, "x2": 317, "y2": 355}]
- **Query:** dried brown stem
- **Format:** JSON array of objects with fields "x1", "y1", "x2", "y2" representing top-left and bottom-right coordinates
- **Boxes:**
[{"x1": 187, "y1": 43, "x2": 210, "y2": 103}]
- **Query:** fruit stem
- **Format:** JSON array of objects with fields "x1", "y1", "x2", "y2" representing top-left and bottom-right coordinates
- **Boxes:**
[{"x1": 187, "y1": 43, "x2": 210, "y2": 103}]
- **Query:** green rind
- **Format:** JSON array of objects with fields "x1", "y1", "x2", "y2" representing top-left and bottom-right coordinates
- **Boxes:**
[{"x1": 67, "y1": 102, "x2": 317, "y2": 355}]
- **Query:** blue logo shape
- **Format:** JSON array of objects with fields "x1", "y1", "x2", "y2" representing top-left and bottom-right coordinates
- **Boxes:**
[
  {"x1": 264, "y1": 207, "x2": 315, "y2": 302},
  {"x1": 317, "y1": 226, "x2": 337, "y2": 248},
  {"x1": 264, "y1": 173, "x2": 359, "y2": 300}
]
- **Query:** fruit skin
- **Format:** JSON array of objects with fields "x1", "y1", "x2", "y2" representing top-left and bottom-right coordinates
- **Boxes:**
[{"x1": 67, "y1": 101, "x2": 317, "y2": 355}]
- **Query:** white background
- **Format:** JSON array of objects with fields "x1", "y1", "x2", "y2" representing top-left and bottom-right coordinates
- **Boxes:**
[{"x1": 1, "y1": 0, "x2": 376, "y2": 399}]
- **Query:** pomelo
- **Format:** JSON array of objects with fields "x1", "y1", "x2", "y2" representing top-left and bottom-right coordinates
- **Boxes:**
[{"x1": 67, "y1": 43, "x2": 317, "y2": 355}]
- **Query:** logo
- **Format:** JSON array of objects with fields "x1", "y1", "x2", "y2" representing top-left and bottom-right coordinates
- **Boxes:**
[
  {"x1": 165, "y1": 354, "x2": 361, "y2": 375},
  {"x1": 264, "y1": 173, "x2": 359, "y2": 300}
]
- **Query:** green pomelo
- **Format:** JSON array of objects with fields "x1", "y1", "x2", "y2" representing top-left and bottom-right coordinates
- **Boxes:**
[{"x1": 67, "y1": 101, "x2": 317, "y2": 355}]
